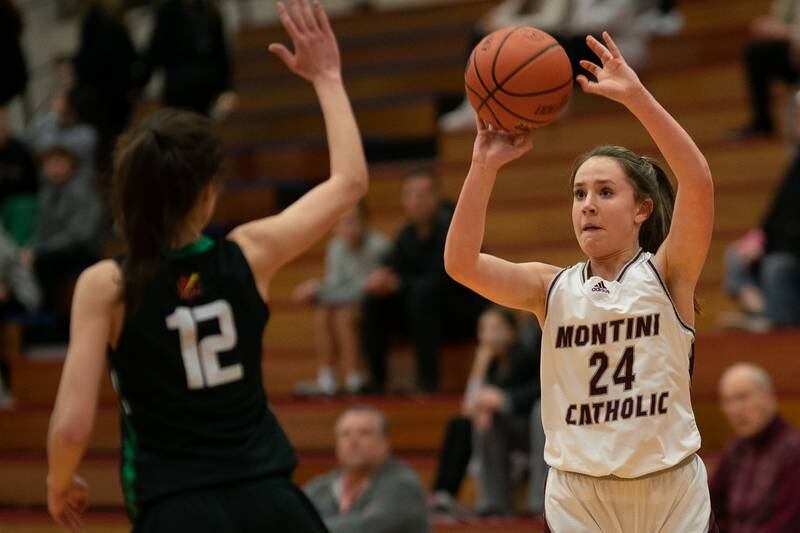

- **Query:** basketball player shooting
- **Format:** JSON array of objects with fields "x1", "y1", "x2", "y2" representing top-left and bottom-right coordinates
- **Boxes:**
[{"x1": 444, "y1": 32, "x2": 716, "y2": 532}]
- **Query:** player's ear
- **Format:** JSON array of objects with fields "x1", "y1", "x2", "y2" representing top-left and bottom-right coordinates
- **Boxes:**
[{"x1": 634, "y1": 197, "x2": 653, "y2": 225}]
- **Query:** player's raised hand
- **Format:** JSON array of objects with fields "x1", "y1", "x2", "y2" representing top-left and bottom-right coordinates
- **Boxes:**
[
  {"x1": 577, "y1": 32, "x2": 644, "y2": 106},
  {"x1": 268, "y1": 0, "x2": 341, "y2": 84},
  {"x1": 471, "y1": 116, "x2": 533, "y2": 172}
]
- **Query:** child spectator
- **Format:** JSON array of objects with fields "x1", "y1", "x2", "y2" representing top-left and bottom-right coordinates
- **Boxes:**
[
  {"x1": 21, "y1": 145, "x2": 102, "y2": 339},
  {"x1": 293, "y1": 202, "x2": 390, "y2": 395}
]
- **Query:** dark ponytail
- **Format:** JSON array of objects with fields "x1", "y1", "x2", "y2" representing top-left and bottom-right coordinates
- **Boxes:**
[{"x1": 111, "y1": 109, "x2": 222, "y2": 307}]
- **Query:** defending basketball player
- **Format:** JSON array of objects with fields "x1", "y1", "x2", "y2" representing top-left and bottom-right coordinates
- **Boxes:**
[
  {"x1": 444, "y1": 32, "x2": 715, "y2": 532},
  {"x1": 46, "y1": 1, "x2": 364, "y2": 531}
]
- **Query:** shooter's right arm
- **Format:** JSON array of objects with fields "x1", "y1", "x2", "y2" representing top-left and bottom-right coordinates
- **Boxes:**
[{"x1": 444, "y1": 118, "x2": 559, "y2": 317}]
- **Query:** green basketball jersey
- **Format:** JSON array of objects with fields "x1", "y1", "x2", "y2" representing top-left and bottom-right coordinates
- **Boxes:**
[{"x1": 108, "y1": 237, "x2": 297, "y2": 519}]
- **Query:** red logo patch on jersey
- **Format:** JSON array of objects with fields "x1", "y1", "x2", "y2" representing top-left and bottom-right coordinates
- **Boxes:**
[{"x1": 177, "y1": 273, "x2": 202, "y2": 301}]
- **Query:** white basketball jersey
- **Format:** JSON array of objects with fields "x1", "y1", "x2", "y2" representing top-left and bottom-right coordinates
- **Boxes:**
[{"x1": 541, "y1": 249, "x2": 701, "y2": 478}]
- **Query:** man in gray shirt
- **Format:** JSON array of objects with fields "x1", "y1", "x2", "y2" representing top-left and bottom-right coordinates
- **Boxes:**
[{"x1": 304, "y1": 406, "x2": 430, "y2": 533}]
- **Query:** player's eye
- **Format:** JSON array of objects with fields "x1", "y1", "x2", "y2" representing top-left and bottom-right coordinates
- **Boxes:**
[
  {"x1": 573, "y1": 190, "x2": 586, "y2": 199},
  {"x1": 600, "y1": 188, "x2": 613, "y2": 197}
]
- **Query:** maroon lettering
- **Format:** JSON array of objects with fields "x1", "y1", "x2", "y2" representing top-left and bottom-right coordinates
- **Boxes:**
[
  {"x1": 591, "y1": 402, "x2": 603, "y2": 423},
  {"x1": 658, "y1": 391, "x2": 669, "y2": 414},
  {"x1": 635, "y1": 315, "x2": 652, "y2": 339},
  {"x1": 556, "y1": 326, "x2": 574, "y2": 348},
  {"x1": 566, "y1": 405, "x2": 577, "y2": 425},
  {"x1": 605, "y1": 399, "x2": 619, "y2": 422},
  {"x1": 591, "y1": 323, "x2": 607, "y2": 345},
  {"x1": 621, "y1": 397, "x2": 634, "y2": 419},
  {"x1": 635, "y1": 394, "x2": 648, "y2": 417},
  {"x1": 579, "y1": 404, "x2": 593, "y2": 425},
  {"x1": 609, "y1": 319, "x2": 624, "y2": 342},
  {"x1": 575, "y1": 325, "x2": 590, "y2": 346}
]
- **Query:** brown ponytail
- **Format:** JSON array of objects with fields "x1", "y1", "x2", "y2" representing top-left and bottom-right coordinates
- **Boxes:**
[{"x1": 111, "y1": 109, "x2": 222, "y2": 307}]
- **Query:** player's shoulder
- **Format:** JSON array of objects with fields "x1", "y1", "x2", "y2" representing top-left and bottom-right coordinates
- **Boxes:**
[{"x1": 74, "y1": 259, "x2": 122, "y2": 305}]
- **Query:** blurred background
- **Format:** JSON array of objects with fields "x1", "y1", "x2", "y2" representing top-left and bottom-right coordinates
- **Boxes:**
[{"x1": 1, "y1": 0, "x2": 799, "y2": 531}]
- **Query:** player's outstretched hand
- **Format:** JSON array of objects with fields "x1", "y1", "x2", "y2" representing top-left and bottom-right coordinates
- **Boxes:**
[
  {"x1": 471, "y1": 116, "x2": 533, "y2": 172},
  {"x1": 269, "y1": 0, "x2": 341, "y2": 84},
  {"x1": 577, "y1": 32, "x2": 645, "y2": 106}
]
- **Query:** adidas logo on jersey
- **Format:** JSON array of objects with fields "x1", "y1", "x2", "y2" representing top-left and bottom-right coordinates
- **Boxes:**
[{"x1": 591, "y1": 280, "x2": 610, "y2": 294}]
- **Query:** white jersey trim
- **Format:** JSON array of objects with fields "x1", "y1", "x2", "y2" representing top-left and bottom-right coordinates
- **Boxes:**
[
  {"x1": 644, "y1": 259, "x2": 696, "y2": 336},
  {"x1": 544, "y1": 267, "x2": 568, "y2": 320},
  {"x1": 580, "y1": 248, "x2": 644, "y2": 284}
]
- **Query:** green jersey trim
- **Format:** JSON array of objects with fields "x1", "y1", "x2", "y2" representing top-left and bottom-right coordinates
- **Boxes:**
[
  {"x1": 166, "y1": 236, "x2": 215, "y2": 259},
  {"x1": 121, "y1": 413, "x2": 139, "y2": 519}
]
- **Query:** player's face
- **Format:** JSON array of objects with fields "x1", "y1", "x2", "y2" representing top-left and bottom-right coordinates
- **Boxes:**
[
  {"x1": 719, "y1": 376, "x2": 777, "y2": 438},
  {"x1": 402, "y1": 174, "x2": 438, "y2": 225},
  {"x1": 335, "y1": 412, "x2": 389, "y2": 471},
  {"x1": 477, "y1": 310, "x2": 515, "y2": 354},
  {"x1": 572, "y1": 157, "x2": 650, "y2": 258}
]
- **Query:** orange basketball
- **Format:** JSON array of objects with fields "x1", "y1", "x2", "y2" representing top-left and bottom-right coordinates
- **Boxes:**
[{"x1": 465, "y1": 26, "x2": 573, "y2": 132}]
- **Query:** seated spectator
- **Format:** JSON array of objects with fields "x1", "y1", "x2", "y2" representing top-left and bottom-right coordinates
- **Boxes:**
[
  {"x1": 431, "y1": 306, "x2": 544, "y2": 517},
  {"x1": 730, "y1": 0, "x2": 800, "y2": 140},
  {"x1": 0, "y1": 106, "x2": 38, "y2": 245},
  {"x1": 711, "y1": 363, "x2": 800, "y2": 531},
  {"x1": 293, "y1": 202, "x2": 390, "y2": 396},
  {"x1": 361, "y1": 169, "x2": 485, "y2": 393},
  {"x1": 304, "y1": 406, "x2": 430, "y2": 533},
  {"x1": 25, "y1": 87, "x2": 98, "y2": 184},
  {"x1": 439, "y1": 0, "x2": 644, "y2": 131},
  {"x1": 722, "y1": 142, "x2": 800, "y2": 330},
  {"x1": 21, "y1": 146, "x2": 103, "y2": 340},
  {"x1": 134, "y1": 0, "x2": 237, "y2": 116}
]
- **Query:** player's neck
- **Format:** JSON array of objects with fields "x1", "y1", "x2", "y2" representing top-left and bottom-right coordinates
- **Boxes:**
[
  {"x1": 172, "y1": 228, "x2": 204, "y2": 250},
  {"x1": 587, "y1": 245, "x2": 641, "y2": 281}
]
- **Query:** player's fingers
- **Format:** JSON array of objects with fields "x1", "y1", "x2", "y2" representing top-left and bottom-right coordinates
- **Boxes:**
[
  {"x1": 585, "y1": 35, "x2": 612, "y2": 64},
  {"x1": 299, "y1": 0, "x2": 319, "y2": 31},
  {"x1": 602, "y1": 31, "x2": 623, "y2": 59},
  {"x1": 576, "y1": 75, "x2": 596, "y2": 94},
  {"x1": 61, "y1": 508, "x2": 81, "y2": 533},
  {"x1": 276, "y1": 2, "x2": 301, "y2": 41},
  {"x1": 580, "y1": 60, "x2": 601, "y2": 76},
  {"x1": 313, "y1": 0, "x2": 333, "y2": 36},
  {"x1": 475, "y1": 115, "x2": 487, "y2": 131},
  {"x1": 288, "y1": 0, "x2": 309, "y2": 33},
  {"x1": 267, "y1": 43, "x2": 296, "y2": 68}
]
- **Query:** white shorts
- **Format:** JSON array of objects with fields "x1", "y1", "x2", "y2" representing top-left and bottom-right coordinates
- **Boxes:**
[{"x1": 544, "y1": 454, "x2": 713, "y2": 533}]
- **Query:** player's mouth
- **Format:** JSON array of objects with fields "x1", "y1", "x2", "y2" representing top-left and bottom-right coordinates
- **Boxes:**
[{"x1": 582, "y1": 224, "x2": 602, "y2": 232}]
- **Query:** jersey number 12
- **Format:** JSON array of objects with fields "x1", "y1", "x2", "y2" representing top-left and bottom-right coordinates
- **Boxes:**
[{"x1": 166, "y1": 300, "x2": 241, "y2": 390}]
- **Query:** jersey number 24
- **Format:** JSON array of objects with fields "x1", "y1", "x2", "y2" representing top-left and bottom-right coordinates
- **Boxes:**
[{"x1": 166, "y1": 300, "x2": 242, "y2": 390}]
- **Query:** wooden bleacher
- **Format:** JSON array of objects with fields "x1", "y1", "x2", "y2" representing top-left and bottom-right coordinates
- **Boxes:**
[{"x1": 4, "y1": 0, "x2": 798, "y2": 530}]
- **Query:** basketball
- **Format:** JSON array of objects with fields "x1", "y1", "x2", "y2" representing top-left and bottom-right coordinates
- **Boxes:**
[{"x1": 465, "y1": 26, "x2": 573, "y2": 132}]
